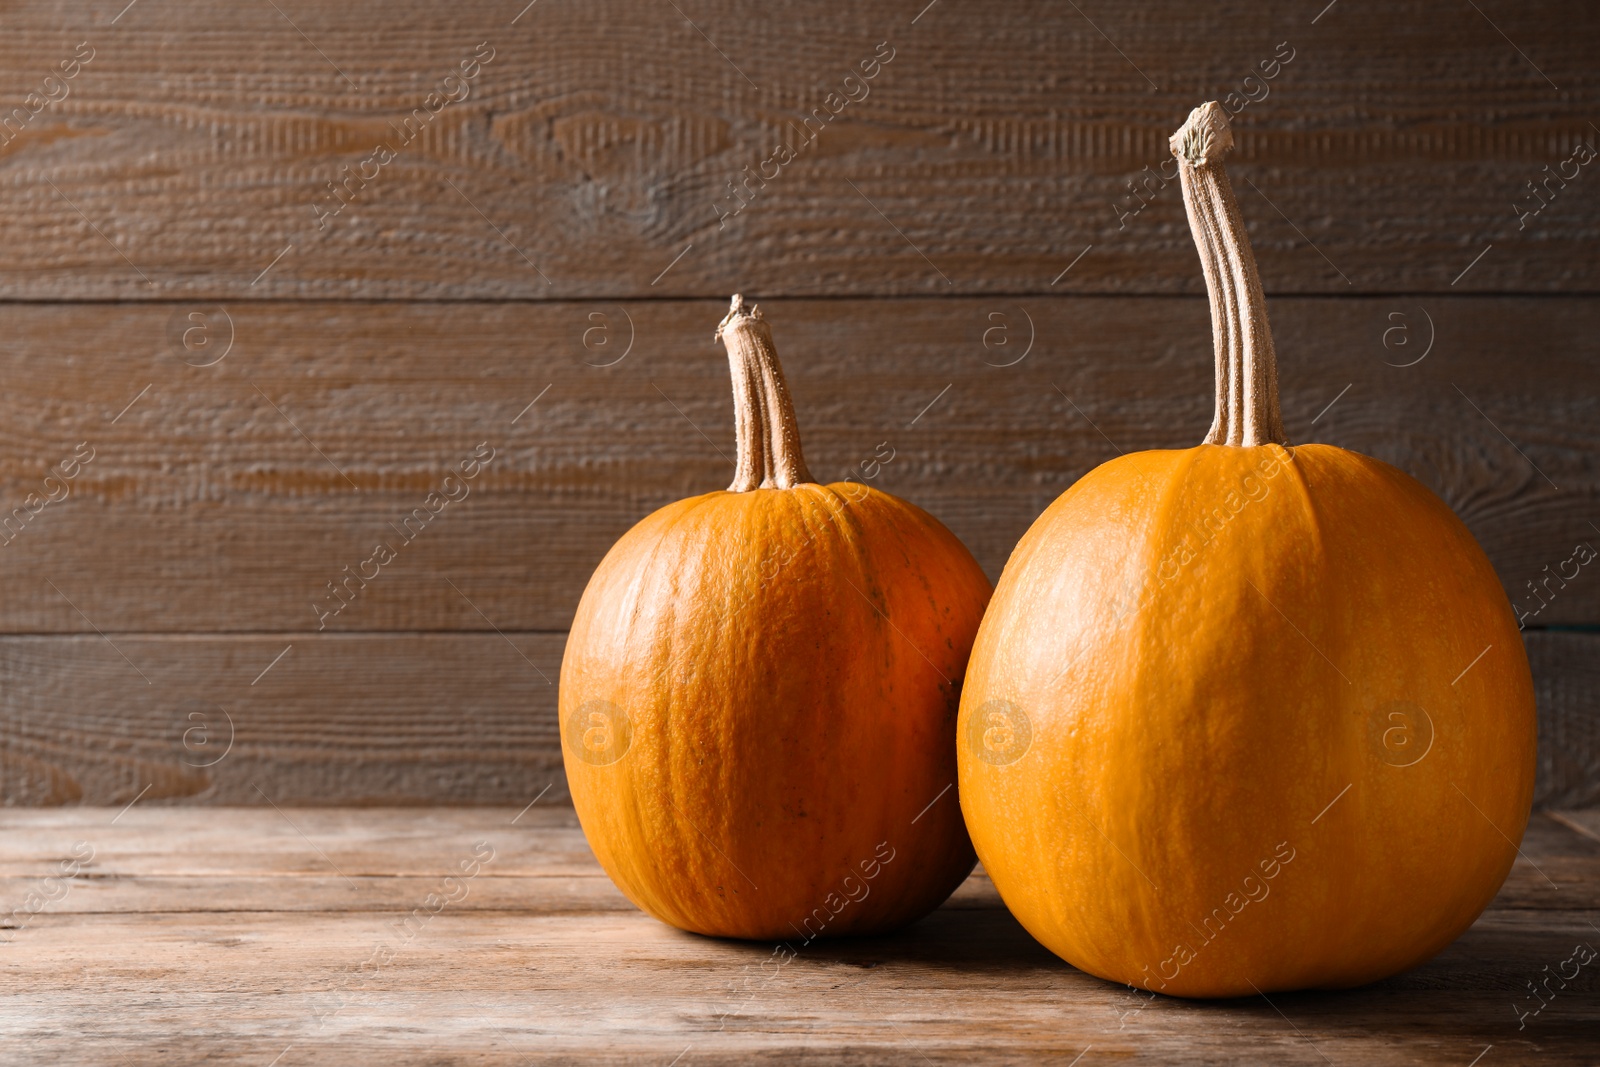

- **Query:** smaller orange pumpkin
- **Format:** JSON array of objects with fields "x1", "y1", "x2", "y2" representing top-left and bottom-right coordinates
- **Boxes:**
[{"x1": 560, "y1": 296, "x2": 992, "y2": 939}]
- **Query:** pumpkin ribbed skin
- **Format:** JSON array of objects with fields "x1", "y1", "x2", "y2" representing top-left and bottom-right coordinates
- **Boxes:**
[
  {"x1": 957, "y1": 442, "x2": 1536, "y2": 996},
  {"x1": 562, "y1": 481, "x2": 990, "y2": 939}
]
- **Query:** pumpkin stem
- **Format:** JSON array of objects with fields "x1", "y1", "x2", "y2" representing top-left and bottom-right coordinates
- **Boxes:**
[
  {"x1": 1170, "y1": 102, "x2": 1288, "y2": 448},
  {"x1": 715, "y1": 295, "x2": 814, "y2": 491}
]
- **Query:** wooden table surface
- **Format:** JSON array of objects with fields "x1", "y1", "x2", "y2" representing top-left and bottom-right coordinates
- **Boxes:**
[{"x1": 2, "y1": 807, "x2": 1596, "y2": 1065}]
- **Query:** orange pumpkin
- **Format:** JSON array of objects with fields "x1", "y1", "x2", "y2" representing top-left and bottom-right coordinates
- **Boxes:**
[
  {"x1": 957, "y1": 103, "x2": 1536, "y2": 997},
  {"x1": 560, "y1": 295, "x2": 991, "y2": 939}
]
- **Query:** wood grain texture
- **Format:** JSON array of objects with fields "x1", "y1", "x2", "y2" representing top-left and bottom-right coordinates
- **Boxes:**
[
  {"x1": 1531, "y1": 633, "x2": 1600, "y2": 810},
  {"x1": 0, "y1": 634, "x2": 564, "y2": 807},
  {"x1": 0, "y1": 0, "x2": 1594, "y2": 811},
  {"x1": 0, "y1": 1, "x2": 1592, "y2": 297},
  {"x1": 0, "y1": 297, "x2": 1593, "y2": 633},
  {"x1": 0, "y1": 808, "x2": 1595, "y2": 1064},
  {"x1": 0, "y1": 632, "x2": 1592, "y2": 808}
]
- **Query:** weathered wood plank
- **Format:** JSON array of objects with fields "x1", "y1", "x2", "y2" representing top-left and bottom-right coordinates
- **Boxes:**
[
  {"x1": 1530, "y1": 632, "x2": 1600, "y2": 810},
  {"x1": 0, "y1": 809, "x2": 1594, "y2": 1064},
  {"x1": 0, "y1": 871, "x2": 1008, "y2": 917},
  {"x1": 0, "y1": 2, "x2": 1592, "y2": 297},
  {"x1": 0, "y1": 632, "x2": 1592, "y2": 807},
  {"x1": 0, "y1": 811, "x2": 1587, "y2": 911},
  {"x1": 0, "y1": 634, "x2": 566, "y2": 807},
  {"x1": 0, "y1": 297, "x2": 1593, "y2": 633},
  {"x1": 0, "y1": 806, "x2": 582, "y2": 876}
]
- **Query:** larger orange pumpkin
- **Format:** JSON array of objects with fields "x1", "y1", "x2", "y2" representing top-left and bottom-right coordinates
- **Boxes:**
[
  {"x1": 560, "y1": 295, "x2": 991, "y2": 939},
  {"x1": 957, "y1": 103, "x2": 1536, "y2": 997}
]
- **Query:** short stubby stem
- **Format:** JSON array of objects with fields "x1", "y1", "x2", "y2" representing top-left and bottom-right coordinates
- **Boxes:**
[
  {"x1": 715, "y1": 295, "x2": 815, "y2": 491},
  {"x1": 1171, "y1": 102, "x2": 1288, "y2": 448}
]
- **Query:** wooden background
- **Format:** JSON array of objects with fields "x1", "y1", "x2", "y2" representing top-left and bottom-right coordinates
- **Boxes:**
[{"x1": 0, "y1": 0, "x2": 1595, "y2": 808}]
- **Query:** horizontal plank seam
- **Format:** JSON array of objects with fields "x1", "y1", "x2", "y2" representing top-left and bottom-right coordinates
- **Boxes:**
[
  {"x1": 1, "y1": 874, "x2": 604, "y2": 881},
  {"x1": 0, "y1": 628, "x2": 1586, "y2": 637},
  {"x1": 0, "y1": 291, "x2": 1598, "y2": 307},
  {"x1": 0, "y1": 630, "x2": 575, "y2": 638},
  {"x1": 9, "y1": 905, "x2": 1584, "y2": 919},
  {"x1": 17, "y1": 884, "x2": 614, "y2": 891},
  {"x1": 11, "y1": 908, "x2": 672, "y2": 918}
]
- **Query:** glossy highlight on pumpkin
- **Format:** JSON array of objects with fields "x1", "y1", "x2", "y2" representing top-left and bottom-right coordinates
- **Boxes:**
[
  {"x1": 956, "y1": 103, "x2": 1536, "y2": 997},
  {"x1": 560, "y1": 296, "x2": 991, "y2": 939}
]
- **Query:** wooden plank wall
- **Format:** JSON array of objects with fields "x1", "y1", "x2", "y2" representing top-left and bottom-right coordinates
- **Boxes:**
[{"x1": 0, "y1": 0, "x2": 1594, "y2": 807}]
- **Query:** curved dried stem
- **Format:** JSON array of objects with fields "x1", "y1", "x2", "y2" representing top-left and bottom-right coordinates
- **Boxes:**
[
  {"x1": 1170, "y1": 102, "x2": 1288, "y2": 447},
  {"x1": 715, "y1": 295, "x2": 814, "y2": 491}
]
